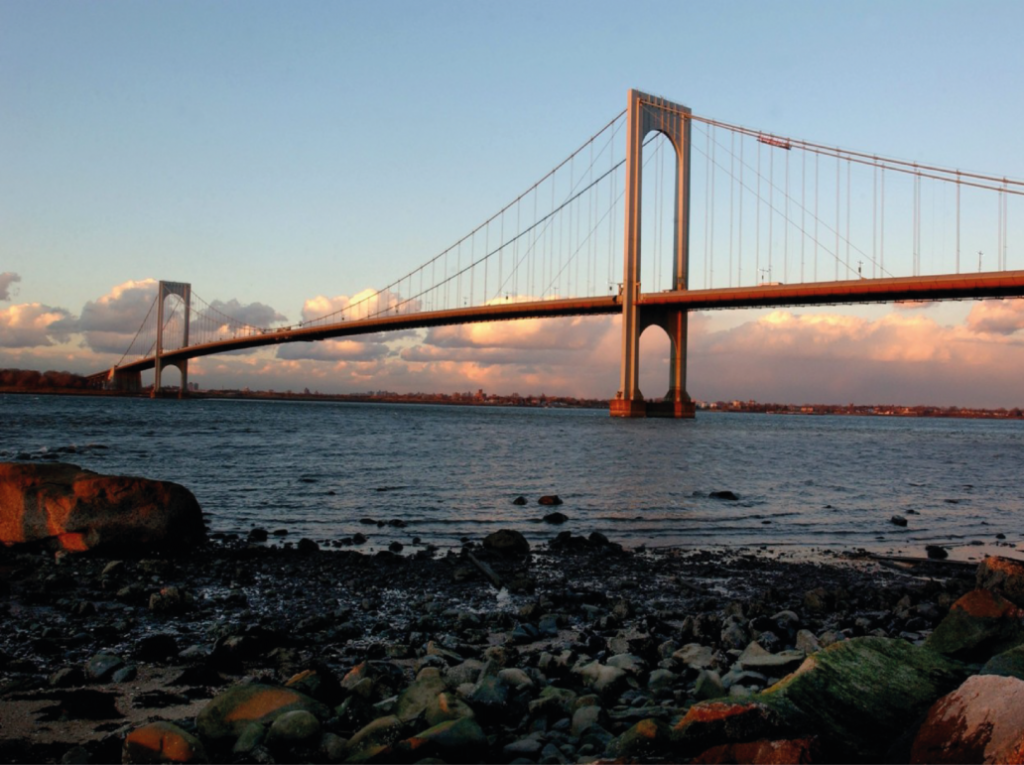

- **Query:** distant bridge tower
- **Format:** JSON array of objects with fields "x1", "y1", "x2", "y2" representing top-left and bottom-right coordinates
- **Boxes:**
[
  {"x1": 153, "y1": 280, "x2": 191, "y2": 398},
  {"x1": 610, "y1": 89, "x2": 696, "y2": 418}
]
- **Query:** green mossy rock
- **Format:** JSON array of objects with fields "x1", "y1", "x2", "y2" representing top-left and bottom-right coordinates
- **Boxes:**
[
  {"x1": 758, "y1": 637, "x2": 969, "y2": 761},
  {"x1": 395, "y1": 671, "x2": 447, "y2": 723},
  {"x1": 398, "y1": 717, "x2": 488, "y2": 764},
  {"x1": 981, "y1": 643, "x2": 1024, "y2": 680},
  {"x1": 610, "y1": 718, "x2": 674, "y2": 760},
  {"x1": 925, "y1": 589, "x2": 1024, "y2": 662},
  {"x1": 196, "y1": 683, "x2": 329, "y2": 743}
]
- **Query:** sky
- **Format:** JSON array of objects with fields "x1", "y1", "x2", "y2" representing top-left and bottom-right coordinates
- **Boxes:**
[{"x1": 2, "y1": 0, "x2": 1024, "y2": 406}]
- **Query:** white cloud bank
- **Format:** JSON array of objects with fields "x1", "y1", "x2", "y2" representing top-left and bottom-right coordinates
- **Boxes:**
[{"x1": 0, "y1": 276, "x2": 1021, "y2": 408}]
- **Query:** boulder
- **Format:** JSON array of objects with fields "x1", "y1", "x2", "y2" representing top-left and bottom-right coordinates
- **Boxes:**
[
  {"x1": 611, "y1": 718, "x2": 674, "y2": 760},
  {"x1": 671, "y1": 701, "x2": 789, "y2": 758},
  {"x1": 538, "y1": 495, "x2": 563, "y2": 506},
  {"x1": 481, "y1": 528, "x2": 530, "y2": 556},
  {"x1": 981, "y1": 644, "x2": 1024, "y2": 680},
  {"x1": 395, "y1": 671, "x2": 447, "y2": 723},
  {"x1": 124, "y1": 721, "x2": 208, "y2": 763},
  {"x1": 345, "y1": 715, "x2": 406, "y2": 763},
  {"x1": 690, "y1": 738, "x2": 819, "y2": 764},
  {"x1": 0, "y1": 462, "x2": 205, "y2": 554},
  {"x1": 672, "y1": 637, "x2": 967, "y2": 761},
  {"x1": 977, "y1": 556, "x2": 1024, "y2": 605},
  {"x1": 195, "y1": 683, "x2": 329, "y2": 743},
  {"x1": 910, "y1": 674, "x2": 1024, "y2": 764},
  {"x1": 396, "y1": 717, "x2": 487, "y2": 764},
  {"x1": 757, "y1": 637, "x2": 968, "y2": 761},
  {"x1": 265, "y1": 709, "x2": 321, "y2": 750},
  {"x1": 924, "y1": 589, "x2": 1024, "y2": 662}
]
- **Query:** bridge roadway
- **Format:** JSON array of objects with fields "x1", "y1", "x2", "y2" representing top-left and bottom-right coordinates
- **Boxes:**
[{"x1": 113, "y1": 269, "x2": 1024, "y2": 375}]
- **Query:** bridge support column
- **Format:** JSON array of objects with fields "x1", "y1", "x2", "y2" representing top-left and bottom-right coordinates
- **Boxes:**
[
  {"x1": 109, "y1": 368, "x2": 141, "y2": 393},
  {"x1": 611, "y1": 89, "x2": 695, "y2": 419},
  {"x1": 152, "y1": 281, "x2": 191, "y2": 398}
]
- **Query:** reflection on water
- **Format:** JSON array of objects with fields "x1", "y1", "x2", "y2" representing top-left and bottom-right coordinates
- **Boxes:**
[{"x1": 3, "y1": 394, "x2": 1022, "y2": 558}]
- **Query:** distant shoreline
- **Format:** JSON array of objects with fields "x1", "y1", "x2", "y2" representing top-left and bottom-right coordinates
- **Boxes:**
[{"x1": 2, "y1": 386, "x2": 1021, "y2": 419}]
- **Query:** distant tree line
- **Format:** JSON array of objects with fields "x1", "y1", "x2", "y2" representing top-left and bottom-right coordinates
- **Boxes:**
[{"x1": 0, "y1": 368, "x2": 91, "y2": 389}]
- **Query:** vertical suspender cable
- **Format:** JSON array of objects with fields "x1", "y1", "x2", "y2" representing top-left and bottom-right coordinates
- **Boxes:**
[
  {"x1": 705, "y1": 128, "x2": 711, "y2": 289},
  {"x1": 955, "y1": 175, "x2": 960, "y2": 273},
  {"x1": 768, "y1": 144, "x2": 774, "y2": 281},
  {"x1": 756, "y1": 138, "x2": 761, "y2": 283},
  {"x1": 738, "y1": 135, "x2": 744, "y2": 285},
  {"x1": 880, "y1": 168, "x2": 886, "y2": 275},
  {"x1": 729, "y1": 131, "x2": 735, "y2": 288},
  {"x1": 814, "y1": 152, "x2": 819, "y2": 281},
  {"x1": 710, "y1": 126, "x2": 716, "y2": 288},
  {"x1": 801, "y1": 149, "x2": 806, "y2": 283},
  {"x1": 835, "y1": 154, "x2": 840, "y2": 280},
  {"x1": 846, "y1": 159, "x2": 851, "y2": 278},
  {"x1": 784, "y1": 149, "x2": 790, "y2": 283}
]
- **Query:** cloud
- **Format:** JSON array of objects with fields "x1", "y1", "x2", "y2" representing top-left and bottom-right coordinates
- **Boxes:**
[
  {"x1": 690, "y1": 305, "x2": 1024, "y2": 407},
  {"x1": 423, "y1": 312, "x2": 610, "y2": 354},
  {"x1": 965, "y1": 299, "x2": 1024, "y2": 336},
  {"x1": 299, "y1": 288, "x2": 421, "y2": 325},
  {"x1": 277, "y1": 339, "x2": 391, "y2": 362},
  {"x1": 206, "y1": 299, "x2": 288, "y2": 329},
  {"x1": 0, "y1": 272, "x2": 21, "y2": 301},
  {"x1": 0, "y1": 303, "x2": 73, "y2": 348},
  {"x1": 57, "y1": 278, "x2": 157, "y2": 337}
]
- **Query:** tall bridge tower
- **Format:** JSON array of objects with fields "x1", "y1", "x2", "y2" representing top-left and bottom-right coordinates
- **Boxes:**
[
  {"x1": 611, "y1": 90, "x2": 696, "y2": 418},
  {"x1": 153, "y1": 280, "x2": 191, "y2": 398}
]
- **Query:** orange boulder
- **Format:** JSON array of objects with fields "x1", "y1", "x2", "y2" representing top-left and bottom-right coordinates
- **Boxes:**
[{"x1": 0, "y1": 462, "x2": 205, "y2": 554}]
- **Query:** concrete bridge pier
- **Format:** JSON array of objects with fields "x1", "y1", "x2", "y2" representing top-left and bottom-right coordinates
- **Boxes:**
[
  {"x1": 152, "y1": 358, "x2": 189, "y2": 399},
  {"x1": 109, "y1": 368, "x2": 142, "y2": 393},
  {"x1": 611, "y1": 89, "x2": 695, "y2": 419}
]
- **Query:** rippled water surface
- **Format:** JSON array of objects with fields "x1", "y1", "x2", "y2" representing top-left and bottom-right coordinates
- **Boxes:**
[{"x1": 3, "y1": 394, "x2": 1022, "y2": 556}]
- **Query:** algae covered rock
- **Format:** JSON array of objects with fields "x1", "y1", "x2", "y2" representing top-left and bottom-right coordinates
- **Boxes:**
[
  {"x1": 758, "y1": 637, "x2": 969, "y2": 760},
  {"x1": 924, "y1": 588, "x2": 1024, "y2": 662},
  {"x1": 610, "y1": 718, "x2": 674, "y2": 760},
  {"x1": 195, "y1": 683, "x2": 329, "y2": 743},
  {"x1": 976, "y1": 555, "x2": 1024, "y2": 605},
  {"x1": 670, "y1": 700, "x2": 790, "y2": 759},
  {"x1": 397, "y1": 717, "x2": 487, "y2": 764},
  {"x1": 669, "y1": 637, "x2": 968, "y2": 761},
  {"x1": 981, "y1": 644, "x2": 1024, "y2": 680}
]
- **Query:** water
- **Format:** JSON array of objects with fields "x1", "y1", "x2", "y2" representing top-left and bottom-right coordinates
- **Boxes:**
[{"x1": 2, "y1": 394, "x2": 1022, "y2": 558}]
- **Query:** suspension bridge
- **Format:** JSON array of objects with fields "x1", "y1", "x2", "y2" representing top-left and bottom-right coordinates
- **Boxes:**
[{"x1": 96, "y1": 90, "x2": 1024, "y2": 417}]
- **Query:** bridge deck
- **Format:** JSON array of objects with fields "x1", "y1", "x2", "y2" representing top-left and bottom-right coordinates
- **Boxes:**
[{"x1": 110, "y1": 270, "x2": 1024, "y2": 374}]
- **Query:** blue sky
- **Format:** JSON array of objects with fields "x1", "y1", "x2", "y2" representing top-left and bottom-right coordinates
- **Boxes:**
[{"x1": 2, "y1": 1, "x2": 1023, "y2": 405}]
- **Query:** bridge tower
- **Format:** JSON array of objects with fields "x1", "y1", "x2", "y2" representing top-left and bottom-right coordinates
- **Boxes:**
[
  {"x1": 152, "y1": 281, "x2": 191, "y2": 398},
  {"x1": 610, "y1": 89, "x2": 696, "y2": 418}
]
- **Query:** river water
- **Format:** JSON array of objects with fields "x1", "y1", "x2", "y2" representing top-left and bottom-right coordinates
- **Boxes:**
[{"x1": 2, "y1": 394, "x2": 1021, "y2": 560}]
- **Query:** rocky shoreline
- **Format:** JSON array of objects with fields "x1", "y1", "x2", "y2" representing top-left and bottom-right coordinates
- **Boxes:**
[{"x1": 5, "y1": 524, "x2": 1024, "y2": 763}]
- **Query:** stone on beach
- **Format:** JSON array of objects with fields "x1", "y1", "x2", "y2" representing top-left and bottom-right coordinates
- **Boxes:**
[
  {"x1": 910, "y1": 674, "x2": 1024, "y2": 764},
  {"x1": 0, "y1": 462, "x2": 205, "y2": 554},
  {"x1": 195, "y1": 683, "x2": 329, "y2": 743},
  {"x1": 977, "y1": 555, "x2": 1024, "y2": 605},
  {"x1": 481, "y1": 528, "x2": 530, "y2": 556},
  {"x1": 124, "y1": 721, "x2": 208, "y2": 764},
  {"x1": 924, "y1": 588, "x2": 1024, "y2": 661}
]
